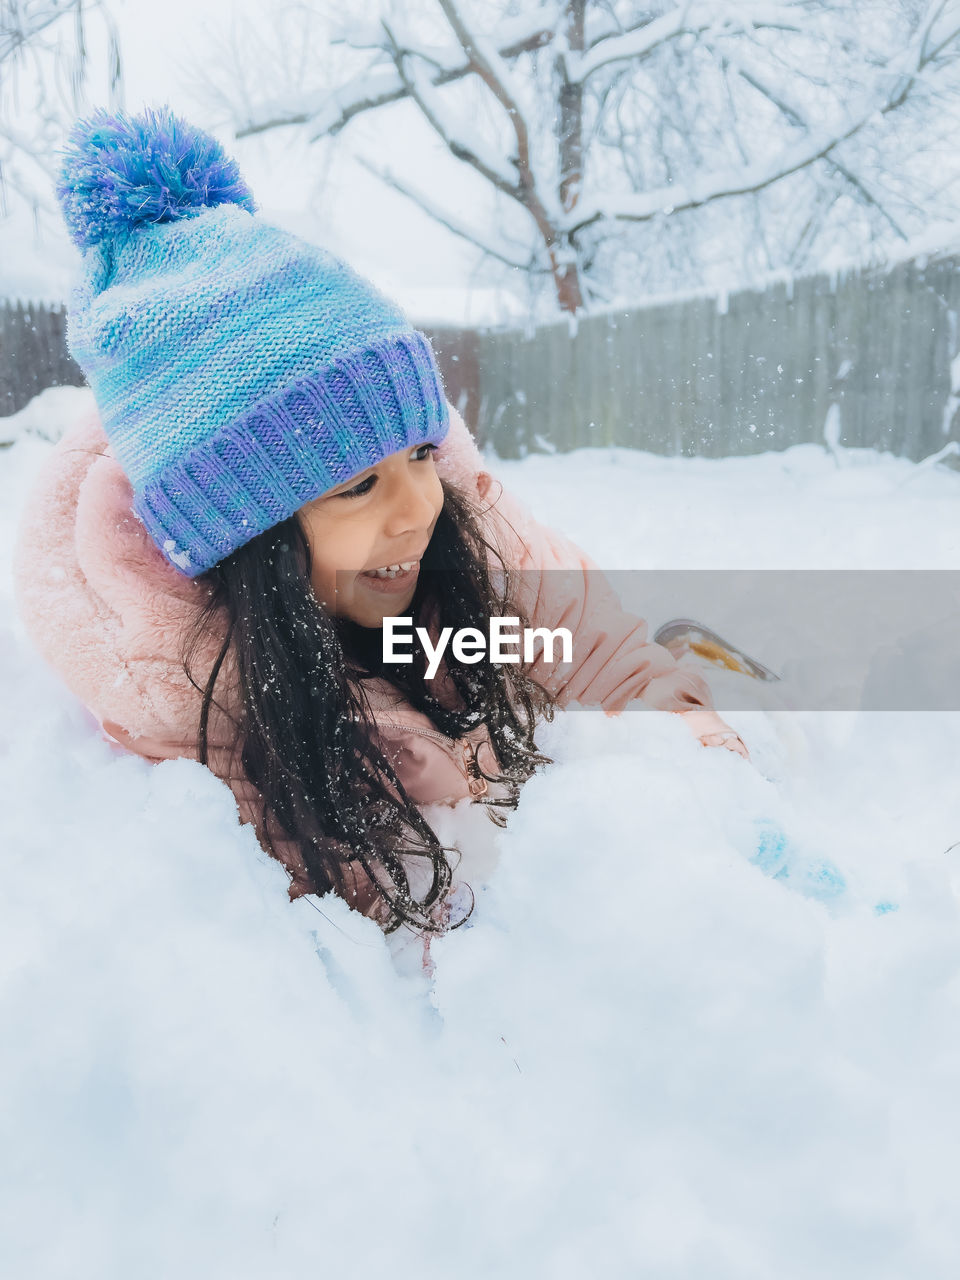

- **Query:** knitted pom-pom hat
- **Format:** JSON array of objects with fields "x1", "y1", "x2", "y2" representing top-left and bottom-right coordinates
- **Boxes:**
[{"x1": 55, "y1": 104, "x2": 450, "y2": 578}]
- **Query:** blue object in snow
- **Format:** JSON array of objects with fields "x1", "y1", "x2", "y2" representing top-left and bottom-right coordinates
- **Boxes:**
[
  {"x1": 749, "y1": 822, "x2": 847, "y2": 904},
  {"x1": 749, "y1": 823, "x2": 900, "y2": 914}
]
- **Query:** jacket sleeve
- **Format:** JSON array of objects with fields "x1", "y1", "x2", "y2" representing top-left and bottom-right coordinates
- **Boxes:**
[
  {"x1": 12, "y1": 409, "x2": 221, "y2": 743},
  {"x1": 468, "y1": 465, "x2": 715, "y2": 717},
  {"x1": 10, "y1": 406, "x2": 327, "y2": 902}
]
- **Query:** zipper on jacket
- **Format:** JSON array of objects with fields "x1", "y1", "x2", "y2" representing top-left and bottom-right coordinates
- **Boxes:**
[{"x1": 376, "y1": 717, "x2": 489, "y2": 797}]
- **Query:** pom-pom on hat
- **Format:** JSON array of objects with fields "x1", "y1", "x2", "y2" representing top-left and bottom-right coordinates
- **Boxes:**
[{"x1": 55, "y1": 104, "x2": 449, "y2": 578}]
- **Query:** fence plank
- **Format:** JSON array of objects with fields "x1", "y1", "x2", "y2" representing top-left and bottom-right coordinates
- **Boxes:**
[
  {"x1": 445, "y1": 251, "x2": 957, "y2": 462},
  {"x1": 0, "y1": 300, "x2": 86, "y2": 417}
]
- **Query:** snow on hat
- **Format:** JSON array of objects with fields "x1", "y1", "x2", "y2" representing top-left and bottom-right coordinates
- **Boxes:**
[{"x1": 55, "y1": 104, "x2": 449, "y2": 578}]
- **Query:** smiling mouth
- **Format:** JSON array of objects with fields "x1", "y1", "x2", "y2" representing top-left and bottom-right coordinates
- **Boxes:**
[
  {"x1": 359, "y1": 560, "x2": 421, "y2": 592},
  {"x1": 361, "y1": 560, "x2": 419, "y2": 580}
]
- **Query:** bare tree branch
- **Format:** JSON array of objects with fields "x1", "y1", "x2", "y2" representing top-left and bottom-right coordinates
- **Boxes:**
[
  {"x1": 0, "y1": 0, "x2": 123, "y2": 212},
  {"x1": 717, "y1": 44, "x2": 911, "y2": 239},
  {"x1": 437, "y1": 0, "x2": 532, "y2": 124},
  {"x1": 210, "y1": 0, "x2": 960, "y2": 316},
  {"x1": 557, "y1": 0, "x2": 585, "y2": 213},
  {"x1": 433, "y1": 1, "x2": 555, "y2": 223},
  {"x1": 566, "y1": 2, "x2": 957, "y2": 234},
  {"x1": 435, "y1": 0, "x2": 583, "y2": 311},
  {"x1": 563, "y1": 1, "x2": 804, "y2": 83},
  {"x1": 0, "y1": 0, "x2": 70, "y2": 64},
  {"x1": 381, "y1": 19, "x2": 522, "y2": 198},
  {"x1": 354, "y1": 153, "x2": 546, "y2": 271},
  {"x1": 235, "y1": 12, "x2": 558, "y2": 140},
  {"x1": 883, "y1": 0, "x2": 955, "y2": 109}
]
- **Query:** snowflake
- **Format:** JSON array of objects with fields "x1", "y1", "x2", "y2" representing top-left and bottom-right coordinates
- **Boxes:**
[{"x1": 163, "y1": 539, "x2": 192, "y2": 571}]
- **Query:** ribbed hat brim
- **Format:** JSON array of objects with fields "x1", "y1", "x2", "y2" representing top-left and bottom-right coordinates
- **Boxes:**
[{"x1": 134, "y1": 330, "x2": 449, "y2": 577}]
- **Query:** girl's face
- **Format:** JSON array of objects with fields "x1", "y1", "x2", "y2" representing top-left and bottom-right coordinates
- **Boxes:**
[{"x1": 297, "y1": 442, "x2": 444, "y2": 629}]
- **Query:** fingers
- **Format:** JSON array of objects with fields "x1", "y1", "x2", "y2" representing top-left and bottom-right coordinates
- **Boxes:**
[{"x1": 698, "y1": 731, "x2": 750, "y2": 761}]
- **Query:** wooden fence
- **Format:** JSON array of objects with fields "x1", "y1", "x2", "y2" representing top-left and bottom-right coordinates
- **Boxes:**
[
  {"x1": 424, "y1": 250, "x2": 960, "y2": 462},
  {"x1": 4, "y1": 248, "x2": 960, "y2": 464},
  {"x1": 0, "y1": 300, "x2": 85, "y2": 418}
]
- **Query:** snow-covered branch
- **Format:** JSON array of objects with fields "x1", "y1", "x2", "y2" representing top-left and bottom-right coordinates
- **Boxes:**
[
  {"x1": 235, "y1": 11, "x2": 558, "y2": 140},
  {"x1": 0, "y1": 0, "x2": 122, "y2": 213},
  {"x1": 381, "y1": 20, "x2": 521, "y2": 196},
  {"x1": 437, "y1": 0, "x2": 532, "y2": 120},
  {"x1": 208, "y1": 0, "x2": 960, "y2": 317},
  {"x1": 435, "y1": 1, "x2": 561, "y2": 233},
  {"x1": 716, "y1": 43, "x2": 911, "y2": 240},
  {"x1": 564, "y1": 1, "x2": 804, "y2": 83},
  {"x1": 0, "y1": 0, "x2": 70, "y2": 64},
  {"x1": 355, "y1": 155, "x2": 544, "y2": 271},
  {"x1": 566, "y1": 3, "x2": 955, "y2": 234}
]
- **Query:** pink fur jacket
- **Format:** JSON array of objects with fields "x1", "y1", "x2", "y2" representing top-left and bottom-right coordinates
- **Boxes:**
[{"x1": 13, "y1": 397, "x2": 725, "y2": 905}]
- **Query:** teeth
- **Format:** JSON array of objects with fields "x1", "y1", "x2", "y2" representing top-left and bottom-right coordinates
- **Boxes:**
[{"x1": 367, "y1": 560, "x2": 417, "y2": 579}]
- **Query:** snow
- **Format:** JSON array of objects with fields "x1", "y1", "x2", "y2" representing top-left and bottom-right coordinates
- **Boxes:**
[
  {"x1": 565, "y1": 1, "x2": 801, "y2": 83},
  {"x1": 0, "y1": 210, "x2": 81, "y2": 307},
  {"x1": 0, "y1": 385, "x2": 86, "y2": 446},
  {"x1": 3, "y1": 387, "x2": 960, "y2": 1276},
  {"x1": 488, "y1": 437, "x2": 960, "y2": 570},
  {"x1": 565, "y1": 6, "x2": 943, "y2": 239}
]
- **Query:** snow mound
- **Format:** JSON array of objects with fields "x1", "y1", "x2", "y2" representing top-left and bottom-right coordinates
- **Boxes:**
[
  {"x1": 4, "y1": 399, "x2": 960, "y2": 1276},
  {"x1": 4, "y1": 652, "x2": 960, "y2": 1275}
]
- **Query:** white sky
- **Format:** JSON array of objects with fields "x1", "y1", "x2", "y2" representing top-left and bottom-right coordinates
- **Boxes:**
[{"x1": 1, "y1": 0, "x2": 528, "y2": 323}]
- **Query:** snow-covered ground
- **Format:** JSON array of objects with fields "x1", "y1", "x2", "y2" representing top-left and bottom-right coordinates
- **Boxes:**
[{"x1": 3, "y1": 387, "x2": 960, "y2": 1278}]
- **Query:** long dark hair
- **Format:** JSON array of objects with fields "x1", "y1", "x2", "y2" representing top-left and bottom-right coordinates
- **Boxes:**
[{"x1": 179, "y1": 477, "x2": 557, "y2": 935}]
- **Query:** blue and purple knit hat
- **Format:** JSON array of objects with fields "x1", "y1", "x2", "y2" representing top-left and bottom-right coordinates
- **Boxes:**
[{"x1": 55, "y1": 104, "x2": 450, "y2": 578}]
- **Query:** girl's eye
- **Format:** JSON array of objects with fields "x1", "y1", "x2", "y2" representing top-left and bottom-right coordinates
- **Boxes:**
[
  {"x1": 340, "y1": 475, "x2": 376, "y2": 499},
  {"x1": 337, "y1": 444, "x2": 437, "y2": 499}
]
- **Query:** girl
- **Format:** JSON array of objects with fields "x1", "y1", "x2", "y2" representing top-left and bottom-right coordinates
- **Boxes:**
[{"x1": 13, "y1": 106, "x2": 748, "y2": 956}]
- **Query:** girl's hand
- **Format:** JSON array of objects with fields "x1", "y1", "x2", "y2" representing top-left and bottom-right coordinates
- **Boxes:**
[
  {"x1": 676, "y1": 709, "x2": 751, "y2": 761},
  {"x1": 698, "y1": 730, "x2": 750, "y2": 760}
]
